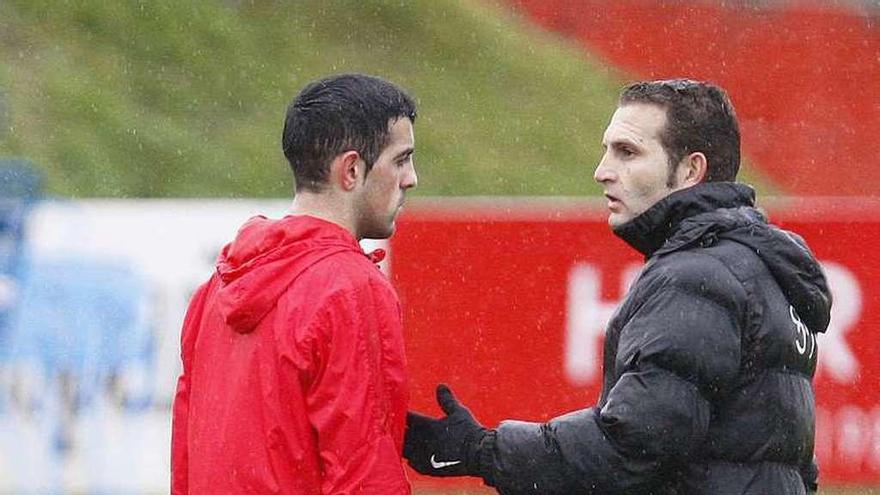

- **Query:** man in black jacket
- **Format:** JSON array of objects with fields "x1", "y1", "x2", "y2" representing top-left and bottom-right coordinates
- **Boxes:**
[{"x1": 404, "y1": 79, "x2": 830, "y2": 494}]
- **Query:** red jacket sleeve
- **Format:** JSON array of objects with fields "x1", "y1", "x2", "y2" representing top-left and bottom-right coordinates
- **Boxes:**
[
  {"x1": 302, "y1": 279, "x2": 410, "y2": 495},
  {"x1": 171, "y1": 281, "x2": 212, "y2": 495}
]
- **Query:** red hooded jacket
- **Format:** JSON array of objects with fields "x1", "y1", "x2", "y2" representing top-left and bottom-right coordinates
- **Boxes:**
[{"x1": 171, "y1": 215, "x2": 410, "y2": 494}]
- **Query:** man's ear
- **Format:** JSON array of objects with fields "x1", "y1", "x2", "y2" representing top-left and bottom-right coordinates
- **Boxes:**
[
  {"x1": 331, "y1": 151, "x2": 365, "y2": 191},
  {"x1": 677, "y1": 151, "x2": 708, "y2": 187}
]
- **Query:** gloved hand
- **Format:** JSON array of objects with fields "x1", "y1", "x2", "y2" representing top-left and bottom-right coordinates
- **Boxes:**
[{"x1": 404, "y1": 384, "x2": 490, "y2": 477}]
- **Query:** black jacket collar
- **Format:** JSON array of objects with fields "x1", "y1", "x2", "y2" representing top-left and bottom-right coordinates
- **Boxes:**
[
  {"x1": 613, "y1": 182, "x2": 756, "y2": 257},
  {"x1": 613, "y1": 181, "x2": 832, "y2": 334}
]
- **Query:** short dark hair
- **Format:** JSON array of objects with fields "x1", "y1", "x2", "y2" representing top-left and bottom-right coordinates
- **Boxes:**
[
  {"x1": 619, "y1": 79, "x2": 740, "y2": 183},
  {"x1": 282, "y1": 74, "x2": 417, "y2": 192}
]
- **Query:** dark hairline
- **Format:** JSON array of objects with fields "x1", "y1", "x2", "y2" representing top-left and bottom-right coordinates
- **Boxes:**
[
  {"x1": 618, "y1": 79, "x2": 741, "y2": 183},
  {"x1": 282, "y1": 74, "x2": 418, "y2": 193}
]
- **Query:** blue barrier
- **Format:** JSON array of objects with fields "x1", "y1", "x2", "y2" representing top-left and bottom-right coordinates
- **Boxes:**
[
  {"x1": 0, "y1": 160, "x2": 43, "y2": 357},
  {"x1": 5, "y1": 258, "x2": 154, "y2": 412}
]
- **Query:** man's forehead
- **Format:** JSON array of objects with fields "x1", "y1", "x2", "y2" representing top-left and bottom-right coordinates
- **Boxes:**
[
  {"x1": 385, "y1": 117, "x2": 415, "y2": 151},
  {"x1": 604, "y1": 103, "x2": 667, "y2": 143}
]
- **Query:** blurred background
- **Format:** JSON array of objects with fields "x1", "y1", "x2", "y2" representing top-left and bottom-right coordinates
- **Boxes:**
[{"x1": 0, "y1": 0, "x2": 878, "y2": 493}]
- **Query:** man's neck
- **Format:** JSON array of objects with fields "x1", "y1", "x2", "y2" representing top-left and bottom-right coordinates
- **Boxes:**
[{"x1": 289, "y1": 190, "x2": 358, "y2": 238}]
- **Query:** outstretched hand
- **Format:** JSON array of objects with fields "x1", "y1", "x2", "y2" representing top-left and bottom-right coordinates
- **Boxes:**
[{"x1": 404, "y1": 384, "x2": 489, "y2": 477}]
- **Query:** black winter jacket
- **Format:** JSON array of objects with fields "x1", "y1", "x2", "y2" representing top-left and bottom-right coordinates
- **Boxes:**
[{"x1": 478, "y1": 183, "x2": 831, "y2": 494}]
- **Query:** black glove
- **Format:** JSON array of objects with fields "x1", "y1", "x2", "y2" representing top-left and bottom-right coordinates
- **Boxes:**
[{"x1": 404, "y1": 384, "x2": 490, "y2": 477}]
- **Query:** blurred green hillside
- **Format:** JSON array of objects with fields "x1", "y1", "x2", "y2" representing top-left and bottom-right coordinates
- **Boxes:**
[
  {"x1": 0, "y1": 0, "x2": 632, "y2": 198},
  {"x1": 0, "y1": 0, "x2": 764, "y2": 198}
]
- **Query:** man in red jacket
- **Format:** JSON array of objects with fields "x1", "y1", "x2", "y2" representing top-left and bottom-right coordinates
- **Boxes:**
[{"x1": 171, "y1": 74, "x2": 418, "y2": 494}]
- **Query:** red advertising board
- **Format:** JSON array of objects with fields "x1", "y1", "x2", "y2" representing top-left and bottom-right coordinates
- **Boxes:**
[
  {"x1": 391, "y1": 198, "x2": 880, "y2": 488},
  {"x1": 505, "y1": 0, "x2": 880, "y2": 197}
]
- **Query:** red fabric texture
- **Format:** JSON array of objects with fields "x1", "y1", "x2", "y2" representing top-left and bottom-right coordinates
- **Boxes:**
[{"x1": 171, "y1": 215, "x2": 410, "y2": 494}]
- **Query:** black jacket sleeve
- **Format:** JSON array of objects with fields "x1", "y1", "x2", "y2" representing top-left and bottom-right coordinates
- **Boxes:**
[{"x1": 481, "y1": 266, "x2": 745, "y2": 494}]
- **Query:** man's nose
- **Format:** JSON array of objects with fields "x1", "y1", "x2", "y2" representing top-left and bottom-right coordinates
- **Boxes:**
[
  {"x1": 593, "y1": 156, "x2": 615, "y2": 184},
  {"x1": 402, "y1": 163, "x2": 418, "y2": 189}
]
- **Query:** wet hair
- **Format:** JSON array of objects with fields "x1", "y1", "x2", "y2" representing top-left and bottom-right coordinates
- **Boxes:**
[
  {"x1": 620, "y1": 79, "x2": 740, "y2": 184},
  {"x1": 282, "y1": 74, "x2": 417, "y2": 192}
]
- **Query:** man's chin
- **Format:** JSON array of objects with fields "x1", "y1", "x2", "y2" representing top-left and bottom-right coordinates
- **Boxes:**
[
  {"x1": 361, "y1": 223, "x2": 395, "y2": 240},
  {"x1": 607, "y1": 214, "x2": 624, "y2": 229}
]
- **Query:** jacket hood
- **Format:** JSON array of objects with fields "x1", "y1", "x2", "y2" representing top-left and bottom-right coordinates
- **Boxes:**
[
  {"x1": 214, "y1": 215, "x2": 363, "y2": 334},
  {"x1": 614, "y1": 182, "x2": 832, "y2": 333}
]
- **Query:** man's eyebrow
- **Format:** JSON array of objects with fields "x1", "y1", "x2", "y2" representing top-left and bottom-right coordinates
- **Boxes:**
[
  {"x1": 604, "y1": 137, "x2": 634, "y2": 149},
  {"x1": 395, "y1": 147, "x2": 415, "y2": 159}
]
